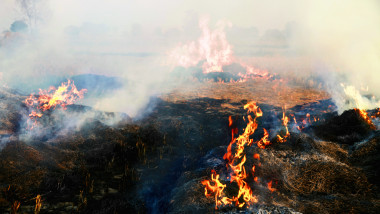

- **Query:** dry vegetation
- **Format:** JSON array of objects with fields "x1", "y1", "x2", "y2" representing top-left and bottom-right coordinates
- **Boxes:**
[
  {"x1": 161, "y1": 79, "x2": 329, "y2": 108},
  {"x1": 0, "y1": 81, "x2": 378, "y2": 213}
]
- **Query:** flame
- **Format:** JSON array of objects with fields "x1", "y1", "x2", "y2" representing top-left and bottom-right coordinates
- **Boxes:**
[
  {"x1": 267, "y1": 180, "x2": 276, "y2": 192},
  {"x1": 253, "y1": 153, "x2": 260, "y2": 160},
  {"x1": 293, "y1": 113, "x2": 319, "y2": 132},
  {"x1": 277, "y1": 107, "x2": 290, "y2": 143},
  {"x1": 340, "y1": 84, "x2": 378, "y2": 130},
  {"x1": 254, "y1": 177, "x2": 258, "y2": 183},
  {"x1": 170, "y1": 17, "x2": 233, "y2": 73},
  {"x1": 228, "y1": 115, "x2": 238, "y2": 140},
  {"x1": 169, "y1": 18, "x2": 272, "y2": 81},
  {"x1": 373, "y1": 108, "x2": 380, "y2": 118},
  {"x1": 29, "y1": 111, "x2": 43, "y2": 118},
  {"x1": 201, "y1": 170, "x2": 229, "y2": 209},
  {"x1": 256, "y1": 128, "x2": 270, "y2": 149},
  {"x1": 24, "y1": 80, "x2": 87, "y2": 129},
  {"x1": 11, "y1": 201, "x2": 21, "y2": 214},
  {"x1": 342, "y1": 84, "x2": 380, "y2": 112},
  {"x1": 202, "y1": 101, "x2": 289, "y2": 209},
  {"x1": 306, "y1": 113, "x2": 311, "y2": 124},
  {"x1": 35, "y1": 194, "x2": 42, "y2": 213},
  {"x1": 355, "y1": 108, "x2": 376, "y2": 130},
  {"x1": 237, "y1": 62, "x2": 274, "y2": 81}
]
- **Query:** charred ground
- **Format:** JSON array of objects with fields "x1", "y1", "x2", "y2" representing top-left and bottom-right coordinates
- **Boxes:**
[{"x1": 0, "y1": 84, "x2": 379, "y2": 214}]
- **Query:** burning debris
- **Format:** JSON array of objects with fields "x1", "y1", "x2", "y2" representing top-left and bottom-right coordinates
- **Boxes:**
[
  {"x1": 201, "y1": 101, "x2": 305, "y2": 210},
  {"x1": 0, "y1": 84, "x2": 380, "y2": 213},
  {"x1": 24, "y1": 80, "x2": 87, "y2": 129},
  {"x1": 1, "y1": 0, "x2": 380, "y2": 213},
  {"x1": 1, "y1": 76, "x2": 379, "y2": 214}
]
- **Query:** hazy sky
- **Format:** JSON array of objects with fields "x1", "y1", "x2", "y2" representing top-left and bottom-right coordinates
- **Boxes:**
[{"x1": 1, "y1": 0, "x2": 304, "y2": 33}]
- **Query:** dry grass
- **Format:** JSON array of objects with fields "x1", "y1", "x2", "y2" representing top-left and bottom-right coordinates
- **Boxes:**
[
  {"x1": 283, "y1": 161, "x2": 370, "y2": 195},
  {"x1": 314, "y1": 141, "x2": 348, "y2": 163},
  {"x1": 161, "y1": 79, "x2": 329, "y2": 108}
]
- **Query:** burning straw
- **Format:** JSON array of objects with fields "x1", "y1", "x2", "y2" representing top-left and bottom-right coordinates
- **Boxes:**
[{"x1": 202, "y1": 101, "x2": 289, "y2": 209}]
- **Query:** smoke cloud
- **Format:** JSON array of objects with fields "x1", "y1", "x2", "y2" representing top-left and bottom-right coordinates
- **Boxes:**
[
  {"x1": 0, "y1": 0, "x2": 379, "y2": 119},
  {"x1": 289, "y1": 0, "x2": 380, "y2": 112}
]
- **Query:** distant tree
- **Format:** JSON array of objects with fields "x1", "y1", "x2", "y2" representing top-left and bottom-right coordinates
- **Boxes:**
[{"x1": 10, "y1": 20, "x2": 28, "y2": 32}]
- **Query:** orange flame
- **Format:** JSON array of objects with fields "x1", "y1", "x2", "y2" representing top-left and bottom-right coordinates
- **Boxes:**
[
  {"x1": 201, "y1": 170, "x2": 228, "y2": 209},
  {"x1": 256, "y1": 128, "x2": 270, "y2": 149},
  {"x1": 277, "y1": 107, "x2": 290, "y2": 143},
  {"x1": 355, "y1": 108, "x2": 376, "y2": 130},
  {"x1": 35, "y1": 194, "x2": 42, "y2": 213},
  {"x1": 373, "y1": 108, "x2": 380, "y2": 119},
  {"x1": 169, "y1": 18, "x2": 272, "y2": 81},
  {"x1": 267, "y1": 180, "x2": 276, "y2": 192},
  {"x1": 293, "y1": 112, "x2": 320, "y2": 132},
  {"x1": 202, "y1": 101, "x2": 288, "y2": 209},
  {"x1": 24, "y1": 80, "x2": 87, "y2": 129},
  {"x1": 253, "y1": 153, "x2": 260, "y2": 160}
]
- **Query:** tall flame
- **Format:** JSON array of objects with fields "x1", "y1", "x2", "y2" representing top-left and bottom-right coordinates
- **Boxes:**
[
  {"x1": 170, "y1": 17, "x2": 233, "y2": 73},
  {"x1": 169, "y1": 18, "x2": 272, "y2": 81},
  {"x1": 202, "y1": 101, "x2": 288, "y2": 209}
]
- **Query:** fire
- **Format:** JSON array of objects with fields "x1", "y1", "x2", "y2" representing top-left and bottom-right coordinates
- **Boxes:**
[
  {"x1": 253, "y1": 153, "x2": 260, "y2": 160},
  {"x1": 11, "y1": 201, "x2": 20, "y2": 214},
  {"x1": 35, "y1": 194, "x2": 42, "y2": 213},
  {"x1": 256, "y1": 128, "x2": 270, "y2": 149},
  {"x1": 169, "y1": 18, "x2": 272, "y2": 82},
  {"x1": 373, "y1": 108, "x2": 380, "y2": 118},
  {"x1": 24, "y1": 80, "x2": 87, "y2": 129},
  {"x1": 29, "y1": 111, "x2": 43, "y2": 118},
  {"x1": 267, "y1": 180, "x2": 276, "y2": 192},
  {"x1": 202, "y1": 101, "x2": 290, "y2": 209},
  {"x1": 292, "y1": 113, "x2": 319, "y2": 132},
  {"x1": 228, "y1": 115, "x2": 238, "y2": 140},
  {"x1": 277, "y1": 107, "x2": 290, "y2": 143},
  {"x1": 169, "y1": 17, "x2": 233, "y2": 73},
  {"x1": 355, "y1": 108, "x2": 376, "y2": 130},
  {"x1": 201, "y1": 170, "x2": 228, "y2": 209}
]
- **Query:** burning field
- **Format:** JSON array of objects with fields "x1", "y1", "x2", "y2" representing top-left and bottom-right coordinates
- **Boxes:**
[
  {"x1": 1, "y1": 1, "x2": 380, "y2": 214},
  {"x1": 0, "y1": 78, "x2": 379, "y2": 213}
]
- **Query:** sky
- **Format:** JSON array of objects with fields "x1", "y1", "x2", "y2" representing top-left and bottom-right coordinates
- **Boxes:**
[{"x1": 1, "y1": 0, "x2": 303, "y2": 34}]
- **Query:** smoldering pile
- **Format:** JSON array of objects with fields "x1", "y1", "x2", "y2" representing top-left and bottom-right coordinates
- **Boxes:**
[{"x1": 0, "y1": 83, "x2": 379, "y2": 214}]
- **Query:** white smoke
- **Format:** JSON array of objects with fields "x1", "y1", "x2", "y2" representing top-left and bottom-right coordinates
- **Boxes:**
[
  {"x1": 289, "y1": 0, "x2": 380, "y2": 112},
  {"x1": 1, "y1": 0, "x2": 379, "y2": 118}
]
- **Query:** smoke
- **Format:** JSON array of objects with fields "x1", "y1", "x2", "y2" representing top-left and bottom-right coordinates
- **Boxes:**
[
  {"x1": 1, "y1": 0, "x2": 379, "y2": 121},
  {"x1": 169, "y1": 16, "x2": 233, "y2": 73},
  {"x1": 0, "y1": 0, "x2": 182, "y2": 119},
  {"x1": 289, "y1": 0, "x2": 380, "y2": 112}
]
